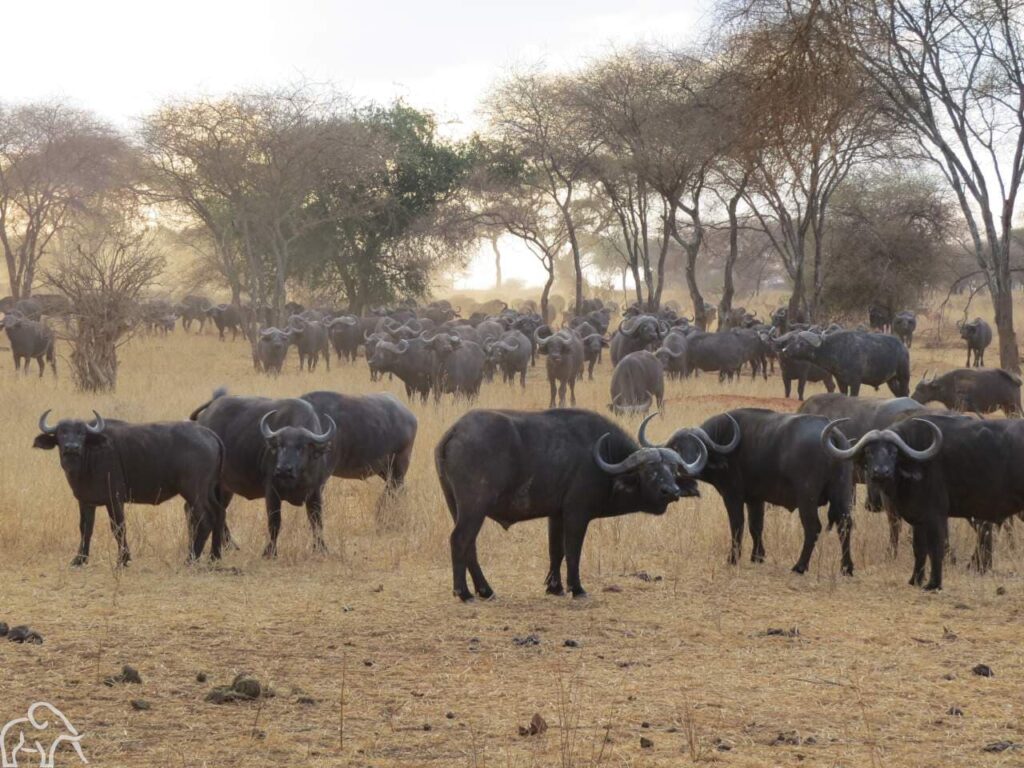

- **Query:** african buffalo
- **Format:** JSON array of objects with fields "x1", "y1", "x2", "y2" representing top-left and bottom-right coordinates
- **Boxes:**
[
  {"x1": 822, "y1": 414, "x2": 1024, "y2": 589},
  {"x1": 610, "y1": 314, "x2": 664, "y2": 364},
  {"x1": 326, "y1": 316, "x2": 362, "y2": 362},
  {"x1": 781, "y1": 330, "x2": 910, "y2": 397},
  {"x1": 206, "y1": 304, "x2": 244, "y2": 341},
  {"x1": 959, "y1": 318, "x2": 992, "y2": 367},
  {"x1": 425, "y1": 333, "x2": 485, "y2": 400},
  {"x1": 912, "y1": 368, "x2": 1022, "y2": 416},
  {"x1": 892, "y1": 311, "x2": 917, "y2": 348},
  {"x1": 189, "y1": 390, "x2": 335, "y2": 557},
  {"x1": 256, "y1": 328, "x2": 291, "y2": 374},
  {"x1": 644, "y1": 409, "x2": 854, "y2": 575},
  {"x1": 773, "y1": 332, "x2": 836, "y2": 401},
  {"x1": 435, "y1": 408, "x2": 706, "y2": 600},
  {"x1": 178, "y1": 295, "x2": 212, "y2": 332},
  {"x1": 610, "y1": 351, "x2": 664, "y2": 415},
  {"x1": 288, "y1": 316, "x2": 331, "y2": 372},
  {"x1": 487, "y1": 330, "x2": 532, "y2": 387},
  {"x1": 301, "y1": 391, "x2": 417, "y2": 492},
  {"x1": 1, "y1": 313, "x2": 56, "y2": 377},
  {"x1": 370, "y1": 338, "x2": 434, "y2": 401},
  {"x1": 536, "y1": 328, "x2": 584, "y2": 408},
  {"x1": 33, "y1": 411, "x2": 225, "y2": 565}
]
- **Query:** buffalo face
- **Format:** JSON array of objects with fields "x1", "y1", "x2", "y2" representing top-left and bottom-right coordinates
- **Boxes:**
[
  {"x1": 33, "y1": 410, "x2": 107, "y2": 472},
  {"x1": 259, "y1": 411, "x2": 336, "y2": 487},
  {"x1": 594, "y1": 429, "x2": 707, "y2": 514}
]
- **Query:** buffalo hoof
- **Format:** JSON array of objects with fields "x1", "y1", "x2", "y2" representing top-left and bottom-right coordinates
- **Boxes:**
[
  {"x1": 70, "y1": 555, "x2": 88, "y2": 567},
  {"x1": 570, "y1": 588, "x2": 588, "y2": 599},
  {"x1": 791, "y1": 564, "x2": 808, "y2": 575},
  {"x1": 262, "y1": 544, "x2": 278, "y2": 559},
  {"x1": 545, "y1": 584, "x2": 565, "y2": 597},
  {"x1": 454, "y1": 589, "x2": 474, "y2": 603},
  {"x1": 476, "y1": 587, "x2": 495, "y2": 601},
  {"x1": 908, "y1": 575, "x2": 924, "y2": 587},
  {"x1": 924, "y1": 582, "x2": 943, "y2": 592},
  {"x1": 751, "y1": 553, "x2": 765, "y2": 564},
  {"x1": 841, "y1": 564, "x2": 855, "y2": 576}
]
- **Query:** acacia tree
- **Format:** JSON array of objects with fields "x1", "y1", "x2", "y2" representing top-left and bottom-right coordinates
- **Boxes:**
[
  {"x1": 485, "y1": 71, "x2": 602, "y2": 312},
  {"x1": 46, "y1": 215, "x2": 164, "y2": 392},
  {"x1": 821, "y1": 0, "x2": 1024, "y2": 370},
  {"x1": 723, "y1": 4, "x2": 887, "y2": 320},
  {"x1": 0, "y1": 102, "x2": 128, "y2": 299}
]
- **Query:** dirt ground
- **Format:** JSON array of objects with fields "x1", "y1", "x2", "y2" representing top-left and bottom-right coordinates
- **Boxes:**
[{"x1": 1, "y1": 302, "x2": 1023, "y2": 767}]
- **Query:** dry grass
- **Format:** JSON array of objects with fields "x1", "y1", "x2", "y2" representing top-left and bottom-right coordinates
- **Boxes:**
[{"x1": 1, "y1": 297, "x2": 1023, "y2": 767}]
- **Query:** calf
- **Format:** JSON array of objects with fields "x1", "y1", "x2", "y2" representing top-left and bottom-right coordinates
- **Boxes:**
[
  {"x1": 34, "y1": 411, "x2": 225, "y2": 565},
  {"x1": 435, "y1": 408, "x2": 705, "y2": 600}
]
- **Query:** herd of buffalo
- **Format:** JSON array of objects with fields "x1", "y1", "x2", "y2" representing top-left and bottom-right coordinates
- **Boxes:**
[{"x1": 16, "y1": 294, "x2": 1024, "y2": 595}]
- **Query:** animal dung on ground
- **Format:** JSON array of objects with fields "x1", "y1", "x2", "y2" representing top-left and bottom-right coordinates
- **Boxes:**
[
  {"x1": 759, "y1": 627, "x2": 800, "y2": 638},
  {"x1": 512, "y1": 634, "x2": 540, "y2": 647},
  {"x1": 130, "y1": 699, "x2": 151, "y2": 711},
  {"x1": 972, "y1": 664, "x2": 994, "y2": 677},
  {"x1": 205, "y1": 674, "x2": 274, "y2": 704},
  {"x1": 518, "y1": 713, "x2": 548, "y2": 737},
  {"x1": 104, "y1": 665, "x2": 142, "y2": 686},
  {"x1": 7, "y1": 625, "x2": 43, "y2": 644},
  {"x1": 640, "y1": 736, "x2": 654, "y2": 748}
]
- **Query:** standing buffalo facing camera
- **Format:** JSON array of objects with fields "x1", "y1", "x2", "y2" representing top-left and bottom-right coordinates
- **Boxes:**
[{"x1": 33, "y1": 411, "x2": 225, "y2": 566}]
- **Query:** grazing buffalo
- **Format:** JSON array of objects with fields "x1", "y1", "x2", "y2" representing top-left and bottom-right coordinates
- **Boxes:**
[
  {"x1": 773, "y1": 332, "x2": 835, "y2": 400},
  {"x1": 33, "y1": 411, "x2": 225, "y2": 565},
  {"x1": 912, "y1": 368, "x2": 1022, "y2": 416},
  {"x1": 288, "y1": 316, "x2": 331, "y2": 372},
  {"x1": 2, "y1": 313, "x2": 56, "y2": 377},
  {"x1": 487, "y1": 330, "x2": 532, "y2": 387},
  {"x1": 189, "y1": 390, "x2": 335, "y2": 557},
  {"x1": 206, "y1": 304, "x2": 244, "y2": 341},
  {"x1": 781, "y1": 330, "x2": 910, "y2": 397},
  {"x1": 610, "y1": 351, "x2": 664, "y2": 415},
  {"x1": 644, "y1": 409, "x2": 854, "y2": 575},
  {"x1": 370, "y1": 337, "x2": 434, "y2": 401},
  {"x1": 536, "y1": 328, "x2": 584, "y2": 408},
  {"x1": 435, "y1": 408, "x2": 706, "y2": 600},
  {"x1": 959, "y1": 318, "x2": 992, "y2": 367},
  {"x1": 822, "y1": 414, "x2": 1024, "y2": 589},
  {"x1": 301, "y1": 391, "x2": 417, "y2": 492},
  {"x1": 610, "y1": 314, "x2": 664, "y2": 364},
  {"x1": 326, "y1": 316, "x2": 362, "y2": 362},
  {"x1": 256, "y1": 328, "x2": 291, "y2": 374},
  {"x1": 892, "y1": 311, "x2": 917, "y2": 348}
]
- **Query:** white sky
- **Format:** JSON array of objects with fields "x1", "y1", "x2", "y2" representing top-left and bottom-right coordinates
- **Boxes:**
[{"x1": 5, "y1": 0, "x2": 714, "y2": 288}]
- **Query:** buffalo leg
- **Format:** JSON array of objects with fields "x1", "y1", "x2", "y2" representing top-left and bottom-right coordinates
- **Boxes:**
[
  {"x1": 305, "y1": 490, "x2": 328, "y2": 553},
  {"x1": 449, "y1": 512, "x2": 486, "y2": 602},
  {"x1": 564, "y1": 517, "x2": 590, "y2": 597},
  {"x1": 724, "y1": 496, "x2": 745, "y2": 565},
  {"x1": 887, "y1": 508, "x2": 901, "y2": 558},
  {"x1": 782, "y1": 375, "x2": 792, "y2": 399},
  {"x1": 969, "y1": 521, "x2": 995, "y2": 573},
  {"x1": 849, "y1": 382, "x2": 861, "y2": 397},
  {"x1": 797, "y1": 376, "x2": 807, "y2": 401},
  {"x1": 105, "y1": 500, "x2": 131, "y2": 566},
  {"x1": 792, "y1": 503, "x2": 822, "y2": 574},
  {"x1": 36, "y1": 356, "x2": 44, "y2": 377},
  {"x1": 747, "y1": 501, "x2": 766, "y2": 563},
  {"x1": 466, "y1": 537, "x2": 493, "y2": 599},
  {"x1": 924, "y1": 518, "x2": 946, "y2": 590},
  {"x1": 545, "y1": 516, "x2": 565, "y2": 595},
  {"x1": 568, "y1": 377, "x2": 576, "y2": 406},
  {"x1": 71, "y1": 503, "x2": 97, "y2": 566},
  {"x1": 263, "y1": 492, "x2": 283, "y2": 558},
  {"x1": 548, "y1": 377, "x2": 557, "y2": 408},
  {"x1": 909, "y1": 524, "x2": 928, "y2": 586}
]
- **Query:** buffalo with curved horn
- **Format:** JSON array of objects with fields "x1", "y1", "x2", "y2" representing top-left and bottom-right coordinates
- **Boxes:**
[
  {"x1": 645, "y1": 408, "x2": 855, "y2": 575},
  {"x1": 189, "y1": 389, "x2": 336, "y2": 557},
  {"x1": 435, "y1": 408, "x2": 704, "y2": 601},
  {"x1": 34, "y1": 409, "x2": 226, "y2": 566},
  {"x1": 818, "y1": 412, "x2": 1024, "y2": 590}
]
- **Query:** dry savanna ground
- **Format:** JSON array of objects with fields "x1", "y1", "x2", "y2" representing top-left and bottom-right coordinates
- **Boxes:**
[{"x1": 1, "y1": 297, "x2": 1023, "y2": 768}]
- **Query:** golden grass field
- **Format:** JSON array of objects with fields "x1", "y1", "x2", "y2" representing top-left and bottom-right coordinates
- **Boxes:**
[{"x1": 1, "y1": 296, "x2": 1023, "y2": 768}]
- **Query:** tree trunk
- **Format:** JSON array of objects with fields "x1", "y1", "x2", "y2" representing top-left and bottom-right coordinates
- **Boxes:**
[
  {"x1": 993, "y1": 276, "x2": 1021, "y2": 374},
  {"x1": 718, "y1": 187, "x2": 744, "y2": 332},
  {"x1": 540, "y1": 267, "x2": 555, "y2": 324},
  {"x1": 491, "y1": 237, "x2": 502, "y2": 290}
]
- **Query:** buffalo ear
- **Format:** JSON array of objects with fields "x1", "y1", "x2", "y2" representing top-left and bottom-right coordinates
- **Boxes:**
[{"x1": 32, "y1": 433, "x2": 57, "y2": 450}]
